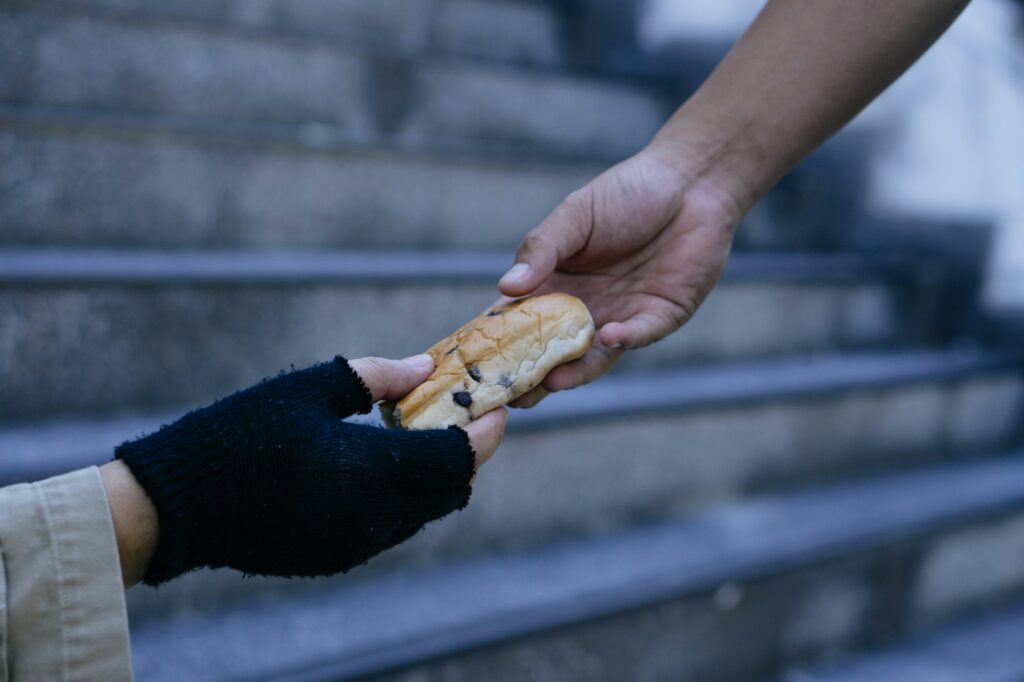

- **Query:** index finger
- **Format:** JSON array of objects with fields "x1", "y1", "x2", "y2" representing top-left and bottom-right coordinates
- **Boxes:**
[{"x1": 498, "y1": 190, "x2": 591, "y2": 297}]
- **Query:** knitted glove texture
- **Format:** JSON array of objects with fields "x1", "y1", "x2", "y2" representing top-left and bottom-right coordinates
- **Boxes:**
[{"x1": 116, "y1": 357, "x2": 475, "y2": 585}]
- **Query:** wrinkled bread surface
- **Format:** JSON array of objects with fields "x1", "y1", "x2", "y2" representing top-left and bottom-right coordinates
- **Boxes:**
[{"x1": 384, "y1": 293, "x2": 594, "y2": 429}]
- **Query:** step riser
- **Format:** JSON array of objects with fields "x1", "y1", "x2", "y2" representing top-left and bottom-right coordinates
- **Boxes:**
[
  {"x1": 0, "y1": 126, "x2": 857, "y2": 253},
  {"x1": 123, "y1": 374, "x2": 1024, "y2": 623},
  {"x1": 0, "y1": 129, "x2": 598, "y2": 250},
  {"x1": 445, "y1": 378, "x2": 1023, "y2": 560},
  {"x1": 0, "y1": 281, "x2": 903, "y2": 423},
  {"x1": 124, "y1": 456, "x2": 1024, "y2": 680},
  {"x1": 782, "y1": 604, "x2": 1024, "y2": 682},
  {"x1": 26, "y1": 0, "x2": 569, "y2": 69},
  {"x1": 0, "y1": 11, "x2": 666, "y2": 157},
  {"x1": 370, "y1": 512, "x2": 1024, "y2": 682}
]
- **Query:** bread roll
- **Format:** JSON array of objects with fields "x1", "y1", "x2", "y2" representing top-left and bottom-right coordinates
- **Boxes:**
[{"x1": 383, "y1": 293, "x2": 594, "y2": 429}]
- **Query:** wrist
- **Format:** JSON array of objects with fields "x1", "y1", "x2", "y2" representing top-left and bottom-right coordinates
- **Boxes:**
[
  {"x1": 633, "y1": 124, "x2": 753, "y2": 240},
  {"x1": 115, "y1": 408, "x2": 238, "y2": 584},
  {"x1": 644, "y1": 108, "x2": 766, "y2": 219},
  {"x1": 99, "y1": 460, "x2": 159, "y2": 588}
]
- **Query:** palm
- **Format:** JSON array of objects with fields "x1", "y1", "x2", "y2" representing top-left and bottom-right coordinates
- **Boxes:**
[{"x1": 502, "y1": 153, "x2": 740, "y2": 403}]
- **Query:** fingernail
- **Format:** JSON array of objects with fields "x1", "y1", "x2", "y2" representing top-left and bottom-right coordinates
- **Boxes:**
[
  {"x1": 403, "y1": 354, "x2": 434, "y2": 371},
  {"x1": 500, "y1": 263, "x2": 529, "y2": 285}
]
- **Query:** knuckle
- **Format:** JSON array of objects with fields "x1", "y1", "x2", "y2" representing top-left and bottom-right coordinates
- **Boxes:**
[
  {"x1": 354, "y1": 357, "x2": 393, "y2": 389},
  {"x1": 518, "y1": 230, "x2": 549, "y2": 257},
  {"x1": 558, "y1": 190, "x2": 593, "y2": 237}
]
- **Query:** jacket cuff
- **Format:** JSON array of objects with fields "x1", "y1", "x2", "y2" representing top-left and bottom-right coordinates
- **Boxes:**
[{"x1": 0, "y1": 467, "x2": 133, "y2": 681}]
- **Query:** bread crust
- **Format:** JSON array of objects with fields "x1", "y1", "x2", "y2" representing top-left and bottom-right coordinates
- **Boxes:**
[{"x1": 383, "y1": 293, "x2": 594, "y2": 429}]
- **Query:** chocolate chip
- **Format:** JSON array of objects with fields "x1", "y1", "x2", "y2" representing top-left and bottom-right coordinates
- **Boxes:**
[
  {"x1": 453, "y1": 391, "x2": 473, "y2": 408},
  {"x1": 486, "y1": 309, "x2": 504, "y2": 316},
  {"x1": 445, "y1": 345, "x2": 458, "y2": 356},
  {"x1": 498, "y1": 375, "x2": 514, "y2": 389},
  {"x1": 467, "y1": 365, "x2": 482, "y2": 382}
]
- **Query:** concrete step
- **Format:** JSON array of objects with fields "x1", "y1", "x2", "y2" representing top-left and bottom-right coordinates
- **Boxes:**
[
  {"x1": 13, "y1": 0, "x2": 573, "y2": 71},
  {"x1": 778, "y1": 602, "x2": 1024, "y2": 682},
  {"x1": 127, "y1": 454, "x2": 1024, "y2": 681},
  {"x1": 7, "y1": 347, "x2": 1019, "y2": 487},
  {"x1": 0, "y1": 7, "x2": 669, "y2": 159},
  {"x1": 6, "y1": 346, "x2": 1022, "y2": 622},
  {"x1": 0, "y1": 109, "x2": 867, "y2": 253},
  {"x1": 0, "y1": 249, "x2": 921, "y2": 423},
  {"x1": 0, "y1": 116, "x2": 603, "y2": 250}
]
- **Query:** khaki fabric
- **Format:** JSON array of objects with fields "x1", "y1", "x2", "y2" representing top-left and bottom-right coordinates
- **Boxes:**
[{"x1": 0, "y1": 467, "x2": 133, "y2": 681}]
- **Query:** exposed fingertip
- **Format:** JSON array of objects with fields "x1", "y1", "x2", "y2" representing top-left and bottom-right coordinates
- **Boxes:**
[
  {"x1": 499, "y1": 263, "x2": 530, "y2": 286},
  {"x1": 498, "y1": 282, "x2": 527, "y2": 297},
  {"x1": 499, "y1": 264, "x2": 542, "y2": 298},
  {"x1": 401, "y1": 354, "x2": 434, "y2": 372},
  {"x1": 512, "y1": 385, "x2": 550, "y2": 408},
  {"x1": 485, "y1": 405, "x2": 509, "y2": 427},
  {"x1": 541, "y1": 365, "x2": 575, "y2": 392},
  {"x1": 598, "y1": 323, "x2": 631, "y2": 350},
  {"x1": 509, "y1": 395, "x2": 543, "y2": 409},
  {"x1": 464, "y1": 407, "x2": 508, "y2": 467},
  {"x1": 498, "y1": 278, "x2": 535, "y2": 298},
  {"x1": 350, "y1": 356, "x2": 437, "y2": 403}
]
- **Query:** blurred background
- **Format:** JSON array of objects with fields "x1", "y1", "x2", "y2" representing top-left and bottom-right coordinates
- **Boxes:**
[{"x1": 2, "y1": 0, "x2": 1024, "y2": 680}]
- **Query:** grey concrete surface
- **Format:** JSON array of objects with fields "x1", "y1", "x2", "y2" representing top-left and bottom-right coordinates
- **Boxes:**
[
  {"x1": 32, "y1": 0, "x2": 568, "y2": 69},
  {"x1": 0, "y1": 9, "x2": 666, "y2": 157},
  {"x1": 0, "y1": 278, "x2": 903, "y2": 422},
  {"x1": 0, "y1": 127, "x2": 600, "y2": 249},
  {"x1": 780, "y1": 602, "x2": 1024, "y2": 682},
  {"x1": 372, "y1": 534, "x2": 1023, "y2": 682},
  {"x1": 912, "y1": 513, "x2": 1024, "y2": 622},
  {"x1": 126, "y1": 456, "x2": 1024, "y2": 681},
  {"x1": 0, "y1": 118, "x2": 865, "y2": 252},
  {"x1": 0, "y1": 411, "x2": 175, "y2": 485}
]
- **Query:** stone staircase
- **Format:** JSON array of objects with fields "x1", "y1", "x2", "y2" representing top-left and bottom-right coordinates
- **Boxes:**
[
  {"x1": 1, "y1": 1, "x2": 1023, "y2": 680},
  {"x1": 127, "y1": 455, "x2": 1024, "y2": 681},
  {"x1": 779, "y1": 599, "x2": 1024, "y2": 682}
]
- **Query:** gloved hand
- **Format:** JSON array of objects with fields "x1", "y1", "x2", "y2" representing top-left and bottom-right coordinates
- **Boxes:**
[{"x1": 115, "y1": 355, "x2": 506, "y2": 586}]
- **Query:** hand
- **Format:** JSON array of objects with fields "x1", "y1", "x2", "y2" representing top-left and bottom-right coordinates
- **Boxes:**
[
  {"x1": 109, "y1": 355, "x2": 507, "y2": 586},
  {"x1": 348, "y1": 356, "x2": 507, "y2": 467},
  {"x1": 498, "y1": 150, "x2": 743, "y2": 407}
]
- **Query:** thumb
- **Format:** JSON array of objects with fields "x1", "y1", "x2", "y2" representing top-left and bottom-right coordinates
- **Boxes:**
[
  {"x1": 499, "y1": 188, "x2": 592, "y2": 297},
  {"x1": 348, "y1": 355, "x2": 435, "y2": 402}
]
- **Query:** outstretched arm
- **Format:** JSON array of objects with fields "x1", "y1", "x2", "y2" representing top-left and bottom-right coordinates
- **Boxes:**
[
  {"x1": 500, "y1": 0, "x2": 970, "y2": 406},
  {"x1": 651, "y1": 0, "x2": 971, "y2": 207}
]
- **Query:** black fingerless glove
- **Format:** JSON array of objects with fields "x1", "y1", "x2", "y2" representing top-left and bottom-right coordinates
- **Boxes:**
[{"x1": 115, "y1": 357, "x2": 475, "y2": 586}]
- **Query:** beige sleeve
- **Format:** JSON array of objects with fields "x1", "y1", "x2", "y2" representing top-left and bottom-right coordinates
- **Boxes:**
[{"x1": 0, "y1": 467, "x2": 133, "y2": 681}]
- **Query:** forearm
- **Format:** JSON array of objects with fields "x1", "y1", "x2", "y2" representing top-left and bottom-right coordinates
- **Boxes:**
[
  {"x1": 650, "y1": 0, "x2": 970, "y2": 209},
  {"x1": 99, "y1": 460, "x2": 159, "y2": 588}
]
